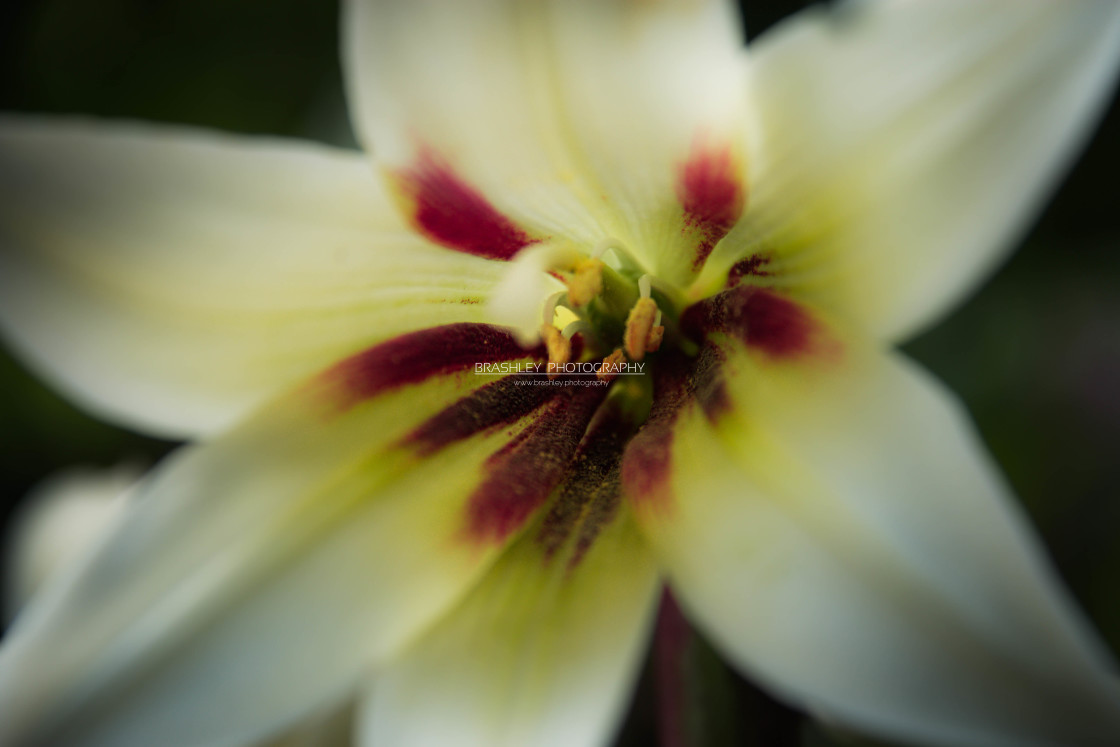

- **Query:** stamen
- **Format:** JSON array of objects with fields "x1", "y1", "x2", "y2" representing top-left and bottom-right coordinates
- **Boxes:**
[
  {"x1": 638, "y1": 274, "x2": 652, "y2": 300},
  {"x1": 566, "y1": 259, "x2": 604, "y2": 307},
  {"x1": 597, "y1": 348, "x2": 627, "y2": 382},
  {"x1": 624, "y1": 297, "x2": 661, "y2": 361},
  {"x1": 540, "y1": 323, "x2": 571, "y2": 379}
]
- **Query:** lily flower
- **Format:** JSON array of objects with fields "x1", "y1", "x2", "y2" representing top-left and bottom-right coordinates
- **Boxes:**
[{"x1": 1, "y1": 0, "x2": 1119, "y2": 745}]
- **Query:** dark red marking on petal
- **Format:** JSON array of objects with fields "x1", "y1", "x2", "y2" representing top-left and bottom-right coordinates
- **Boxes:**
[
  {"x1": 676, "y1": 142, "x2": 746, "y2": 270},
  {"x1": 391, "y1": 149, "x2": 538, "y2": 261},
  {"x1": 465, "y1": 386, "x2": 607, "y2": 544},
  {"x1": 620, "y1": 416, "x2": 676, "y2": 513},
  {"x1": 323, "y1": 323, "x2": 543, "y2": 409},
  {"x1": 655, "y1": 588, "x2": 692, "y2": 747},
  {"x1": 682, "y1": 287, "x2": 829, "y2": 361},
  {"x1": 402, "y1": 376, "x2": 563, "y2": 456},
  {"x1": 726, "y1": 254, "x2": 771, "y2": 287},
  {"x1": 736, "y1": 291, "x2": 818, "y2": 359}
]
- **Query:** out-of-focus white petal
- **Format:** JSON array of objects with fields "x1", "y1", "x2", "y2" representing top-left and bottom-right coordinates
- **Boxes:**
[
  {"x1": 344, "y1": 0, "x2": 748, "y2": 283},
  {"x1": 704, "y1": 0, "x2": 1120, "y2": 340},
  {"x1": 485, "y1": 243, "x2": 572, "y2": 345},
  {"x1": 0, "y1": 117, "x2": 507, "y2": 439},
  {"x1": 0, "y1": 325, "x2": 574, "y2": 747},
  {"x1": 4, "y1": 465, "x2": 138, "y2": 618},
  {"x1": 631, "y1": 323, "x2": 1120, "y2": 746},
  {"x1": 360, "y1": 504, "x2": 659, "y2": 747},
  {"x1": 258, "y1": 699, "x2": 354, "y2": 747}
]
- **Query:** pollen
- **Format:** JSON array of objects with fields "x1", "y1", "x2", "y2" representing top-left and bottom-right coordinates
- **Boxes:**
[
  {"x1": 540, "y1": 323, "x2": 571, "y2": 379},
  {"x1": 624, "y1": 297, "x2": 663, "y2": 361},
  {"x1": 566, "y1": 259, "x2": 604, "y2": 307},
  {"x1": 597, "y1": 348, "x2": 627, "y2": 382}
]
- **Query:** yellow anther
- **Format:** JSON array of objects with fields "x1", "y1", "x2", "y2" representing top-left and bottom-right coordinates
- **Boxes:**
[
  {"x1": 566, "y1": 259, "x2": 604, "y2": 307},
  {"x1": 597, "y1": 348, "x2": 627, "y2": 382},
  {"x1": 540, "y1": 324, "x2": 571, "y2": 379},
  {"x1": 624, "y1": 297, "x2": 659, "y2": 361},
  {"x1": 645, "y1": 324, "x2": 665, "y2": 353}
]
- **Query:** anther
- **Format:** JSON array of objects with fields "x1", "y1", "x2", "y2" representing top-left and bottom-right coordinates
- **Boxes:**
[
  {"x1": 597, "y1": 348, "x2": 626, "y2": 382},
  {"x1": 566, "y1": 259, "x2": 604, "y2": 307},
  {"x1": 646, "y1": 309, "x2": 664, "y2": 352},
  {"x1": 539, "y1": 323, "x2": 571, "y2": 379},
  {"x1": 624, "y1": 297, "x2": 664, "y2": 361}
]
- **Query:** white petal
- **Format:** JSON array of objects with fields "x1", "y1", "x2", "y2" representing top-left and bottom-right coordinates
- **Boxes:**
[
  {"x1": 361, "y1": 505, "x2": 659, "y2": 747},
  {"x1": 704, "y1": 0, "x2": 1120, "y2": 340},
  {"x1": 4, "y1": 465, "x2": 137, "y2": 618},
  {"x1": 0, "y1": 328, "x2": 565, "y2": 747},
  {"x1": 631, "y1": 331, "x2": 1120, "y2": 746},
  {"x1": 259, "y1": 698, "x2": 355, "y2": 747},
  {"x1": 344, "y1": 0, "x2": 748, "y2": 283},
  {"x1": 0, "y1": 116, "x2": 507, "y2": 438},
  {"x1": 485, "y1": 243, "x2": 572, "y2": 345}
]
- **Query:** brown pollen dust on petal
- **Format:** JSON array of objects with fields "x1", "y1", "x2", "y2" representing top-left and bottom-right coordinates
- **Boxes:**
[
  {"x1": 402, "y1": 376, "x2": 564, "y2": 457},
  {"x1": 535, "y1": 399, "x2": 638, "y2": 569},
  {"x1": 620, "y1": 345, "x2": 730, "y2": 516},
  {"x1": 726, "y1": 254, "x2": 772, "y2": 287},
  {"x1": 463, "y1": 386, "x2": 609, "y2": 545}
]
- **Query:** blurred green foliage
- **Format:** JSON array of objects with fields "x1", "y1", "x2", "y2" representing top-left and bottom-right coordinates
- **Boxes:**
[{"x1": 1, "y1": 1, "x2": 1118, "y2": 746}]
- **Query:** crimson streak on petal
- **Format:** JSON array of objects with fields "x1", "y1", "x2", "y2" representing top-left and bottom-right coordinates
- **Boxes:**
[
  {"x1": 324, "y1": 323, "x2": 543, "y2": 408},
  {"x1": 391, "y1": 148, "x2": 539, "y2": 261},
  {"x1": 620, "y1": 383, "x2": 684, "y2": 514},
  {"x1": 466, "y1": 386, "x2": 608, "y2": 544},
  {"x1": 676, "y1": 141, "x2": 746, "y2": 270},
  {"x1": 655, "y1": 589, "x2": 692, "y2": 747},
  {"x1": 682, "y1": 286, "x2": 828, "y2": 360}
]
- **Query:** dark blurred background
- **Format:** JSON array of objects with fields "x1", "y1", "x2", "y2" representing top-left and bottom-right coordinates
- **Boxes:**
[{"x1": 0, "y1": 1, "x2": 1117, "y2": 746}]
